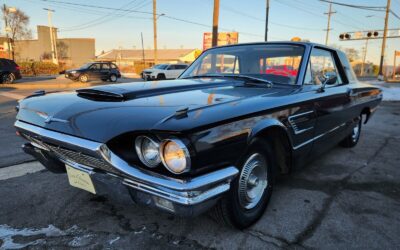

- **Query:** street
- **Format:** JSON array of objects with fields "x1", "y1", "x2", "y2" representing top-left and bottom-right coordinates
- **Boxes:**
[{"x1": 1, "y1": 79, "x2": 400, "y2": 249}]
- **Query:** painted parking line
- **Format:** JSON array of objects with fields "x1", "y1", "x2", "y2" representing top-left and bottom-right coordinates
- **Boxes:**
[
  {"x1": 0, "y1": 92, "x2": 26, "y2": 100},
  {"x1": 0, "y1": 162, "x2": 44, "y2": 181}
]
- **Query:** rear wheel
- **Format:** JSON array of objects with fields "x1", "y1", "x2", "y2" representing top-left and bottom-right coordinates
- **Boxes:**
[
  {"x1": 211, "y1": 139, "x2": 275, "y2": 229},
  {"x1": 79, "y1": 74, "x2": 89, "y2": 83},
  {"x1": 340, "y1": 116, "x2": 362, "y2": 148},
  {"x1": 3, "y1": 73, "x2": 15, "y2": 84},
  {"x1": 109, "y1": 74, "x2": 118, "y2": 82}
]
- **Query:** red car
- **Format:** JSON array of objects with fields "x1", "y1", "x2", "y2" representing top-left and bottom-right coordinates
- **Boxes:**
[{"x1": 265, "y1": 65, "x2": 298, "y2": 77}]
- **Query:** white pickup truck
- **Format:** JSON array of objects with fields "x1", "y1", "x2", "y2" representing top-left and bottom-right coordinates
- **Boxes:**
[{"x1": 141, "y1": 64, "x2": 188, "y2": 80}]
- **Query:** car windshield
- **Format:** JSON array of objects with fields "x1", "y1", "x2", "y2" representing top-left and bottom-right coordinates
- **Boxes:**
[
  {"x1": 153, "y1": 64, "x2": 169, "y2": 69},
  {"x1": 79, "y1": 63, "x2": 93, "y2": 69},
  {"x1": 180, "y1": 44, "x2": 305, "y2": 85}
]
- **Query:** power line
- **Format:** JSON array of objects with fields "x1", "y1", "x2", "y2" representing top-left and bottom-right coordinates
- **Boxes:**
[
  {"x1": 33, "y1": 0, "x2": 269, "y2": 39},
  {"x1": 390, "y1": 10, "x2": 400, "y2": 20},
  {"x1": 59, "y1": 0, "x2": 144, "y2": 31},
  {"x1": 275, "y1": 0, "x2": 361, "y2": 30},
  {"x1": 318, "y1": 0, "x2": 386, "y2": 11},
  {"x1": 219, "y1": 3, "x2": 323, "y2": 31}
]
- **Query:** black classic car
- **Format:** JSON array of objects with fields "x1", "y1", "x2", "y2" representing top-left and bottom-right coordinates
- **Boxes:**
[
  {"x1": 64, "y1": 62, "x2": 121, "y2": 83},
  {"x1": 15, "y1": 42, "x2": 382, "y2": 229}
]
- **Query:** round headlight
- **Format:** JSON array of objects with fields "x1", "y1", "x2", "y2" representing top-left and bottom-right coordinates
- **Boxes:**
[
  {"x1": 160, "y1": 139, "x2": 191, "y2": 174},
  {"x1": 135, "y1": 136, "x2": 161, "y2": 168}
]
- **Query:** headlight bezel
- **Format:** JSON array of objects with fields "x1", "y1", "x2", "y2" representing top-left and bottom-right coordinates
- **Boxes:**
[
  {"x1": 160, "y1": 138, "x2": 191, "y2": 174},
  {"x1": 134, "y1": 135, "x2": 161, "y2": 168}
]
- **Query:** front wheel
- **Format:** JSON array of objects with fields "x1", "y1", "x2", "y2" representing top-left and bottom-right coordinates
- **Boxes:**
[
  {"x1": 79, "y1": 74, "x2": 89, "y2": 83},
  {"x1": 211, "y1": 139, "x2": 275, "y2": 229},
  {"x1": 340, "y1": 116, "x2": 362, "y2": 148}
]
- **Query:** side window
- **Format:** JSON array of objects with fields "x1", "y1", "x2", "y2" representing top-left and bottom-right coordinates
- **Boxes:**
[
  {"x1": 178, "y1": 65, "x2": 187, "y2": 69},
  {"x1": 90, "y1": 64, "x2": 101, "y2": 70},
  {"x1": 304, "y1": 48, "x2": 342, "y2": 85},
  {"x1": 102, "y1": 64, "x2": 110, "y2": 70},
  {"x1": 110, "y1": 64, "x2": 117, "y2": 69}
]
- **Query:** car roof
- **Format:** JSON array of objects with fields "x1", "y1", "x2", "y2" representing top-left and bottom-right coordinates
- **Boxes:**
[{"x1": 206, "y1": 41, "x2": 340, "y2": 52}]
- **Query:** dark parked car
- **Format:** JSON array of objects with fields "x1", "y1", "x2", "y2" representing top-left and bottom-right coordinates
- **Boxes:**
[
  {"x1": 0, "y1": 58, "x2": 22, "y2": 84},
  {"x1": 15, "y1": 42, "x2": 382, "y2": 229},
  {"x1": 65, "y1": 62, "x2": 121, "y2": 83}
]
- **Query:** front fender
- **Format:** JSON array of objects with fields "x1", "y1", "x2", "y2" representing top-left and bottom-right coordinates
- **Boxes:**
[{"x1": 248, "y1": 118, "x2": 293, "y2": 147}]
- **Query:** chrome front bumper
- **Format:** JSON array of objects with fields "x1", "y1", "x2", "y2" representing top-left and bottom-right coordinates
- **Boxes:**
[{"x1": 15, "y1": 120, "x2": 239, "y2": 216}]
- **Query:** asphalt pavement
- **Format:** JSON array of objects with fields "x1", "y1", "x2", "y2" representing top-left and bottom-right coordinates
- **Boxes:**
[{"x1": 0, "y1": 78, "x2": 399, "y2": 249}]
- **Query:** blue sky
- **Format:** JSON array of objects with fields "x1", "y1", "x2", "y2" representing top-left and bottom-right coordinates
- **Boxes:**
[{"x1": 6, "y1": 0, "x2": 400, "y2": 64}]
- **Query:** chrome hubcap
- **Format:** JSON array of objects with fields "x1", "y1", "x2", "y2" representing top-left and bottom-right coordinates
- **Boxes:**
[
  {"x1": 352, "y1": 121, "x2": 360, "y2": 141},
  {"x1": 238, "y1": 153, "x2": 268, "y2": 210},
  {"x1": 111, "y1": 75, "x2": 116, "y2": 81}
]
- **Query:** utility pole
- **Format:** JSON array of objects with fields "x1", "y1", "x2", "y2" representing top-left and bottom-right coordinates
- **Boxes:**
[
  {"x1": 212, "y1": 0, "x2": 220, "y2": 47},
  {"x1": 152, "y1": 0, "x2": 158, "y2": 65},
  {"x1": 378, "y1": 0, "x2": 391, "y2": 79},
  {"x1": 44, "y1": 8, "x2": 58, "y2": 65},
  {"x1": 360, "y1": 38, "x2": 369, "y2": 77},
  {"x1": 324, "y1": 3, "x2": 336, "y2": 46},
  {"x1": 141, "y1": 32, "x2": 145, "y2": 65},
  {"x1": 265, "y1": 0, "x2": 270, "y2": 42},
  {"x1": 393, "y1": 51, "x2": 397, "y2": 80},
  {"x1": 2, "y1": 4, "x2": 12, "y2": 59}
]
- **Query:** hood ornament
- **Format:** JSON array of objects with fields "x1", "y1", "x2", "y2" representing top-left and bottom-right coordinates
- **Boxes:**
[{"x1": 36, "y1": 112, "x2": 69, "y2": 124}]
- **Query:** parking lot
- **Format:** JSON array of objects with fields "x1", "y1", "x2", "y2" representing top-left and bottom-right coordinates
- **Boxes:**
[{"x1": 0, "y1": 78, "x2": 400, "y2": 249}]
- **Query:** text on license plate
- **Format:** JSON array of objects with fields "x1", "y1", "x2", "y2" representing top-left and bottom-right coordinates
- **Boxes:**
[{"x1": 66, "y1": 165, "x2": 96, "y2": 194}]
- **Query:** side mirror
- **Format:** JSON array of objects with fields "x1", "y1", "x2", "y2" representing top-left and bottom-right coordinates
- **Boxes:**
[{"x1": 318, "y1": 75, "x2": 337, "y2": 92}]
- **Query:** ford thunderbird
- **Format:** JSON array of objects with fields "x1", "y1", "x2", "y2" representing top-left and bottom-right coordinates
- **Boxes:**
[{"x1": 15, "y1": 42, "x2": 382, "y2": 229}]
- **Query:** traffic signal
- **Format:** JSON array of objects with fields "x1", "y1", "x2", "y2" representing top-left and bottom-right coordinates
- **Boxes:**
[{"x1": 339, "y1": 33, "x2": 351, "y2": 40}]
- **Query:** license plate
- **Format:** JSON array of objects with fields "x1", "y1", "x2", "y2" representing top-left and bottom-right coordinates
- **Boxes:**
[{"x1": 66, "y1": 165, "x2": 96, "y2": 194}]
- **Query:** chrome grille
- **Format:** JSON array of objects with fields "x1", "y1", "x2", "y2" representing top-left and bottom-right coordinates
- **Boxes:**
[
  {"x1": 45, "y1": 143, "x2": 119, "y2": 174},
  {"x1": 23, "y1": 132, "x2": 120, "y2": 174}
]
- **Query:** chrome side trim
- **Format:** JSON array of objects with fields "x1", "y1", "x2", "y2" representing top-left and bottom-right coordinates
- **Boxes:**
[
  {"x1": 288, "y1": 110, "x2": 314, "y2": 135},
  {"x1": 293, "y1": 122, "x2": 346, "y2": 150}
]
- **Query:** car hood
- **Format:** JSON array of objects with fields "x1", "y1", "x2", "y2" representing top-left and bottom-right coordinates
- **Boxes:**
[{"x1": 17, "y1": 78, "x2": 296, "y2": 142}]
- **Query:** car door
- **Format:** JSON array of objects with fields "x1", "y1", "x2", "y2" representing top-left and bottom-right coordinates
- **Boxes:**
[
  {"x1": 100, "y1": 63, "x2": 111, "y2": 79},
  {"x1": 166, "y1": 65, "x2": 180, "y2": 79},
  {"x1": 88, "y1": 63, "x2": 102, "y2": 79},
  {"x1": 304, "y1": 47, "x2": 352, "y2": 155}
]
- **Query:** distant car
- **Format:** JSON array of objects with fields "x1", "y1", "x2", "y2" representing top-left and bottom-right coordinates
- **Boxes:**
[
  {"x1": 265, "y1": 65, "x2": 298, "y2": 77},
  {"x1": 0, "y1": 58, "x2": 22, "y2": 84},
  {"x1": 141, "y1": 63, "x2": 188, "y2": 80},
  {"x1": 65, "y1": 62, "x2": 121, "y2": 83}
]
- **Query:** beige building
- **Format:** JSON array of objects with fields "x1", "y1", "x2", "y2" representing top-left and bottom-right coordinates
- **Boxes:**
[
  {"x1": 14, "y1": 25, "x2": 95, "y2": 65},
  {"x1": 97, "y1": 48, "x2": 200, "y2": 66}
]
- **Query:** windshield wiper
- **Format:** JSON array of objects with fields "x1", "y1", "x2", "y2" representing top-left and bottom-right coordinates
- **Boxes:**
[
  {"x1": 181, "y1": 74, "x2": 273, "y2": 87},
  {"x1": 222, "y1": 74, "x2": 273, "y2": 88}
]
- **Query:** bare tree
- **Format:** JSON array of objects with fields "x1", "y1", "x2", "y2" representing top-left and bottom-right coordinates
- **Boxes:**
[
  {"x1": 343, "y1": 48, "x2": 360, "y2": 63},
  {"x1": 3, "y1": 7, "x2": 32, "y2": 59}
]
